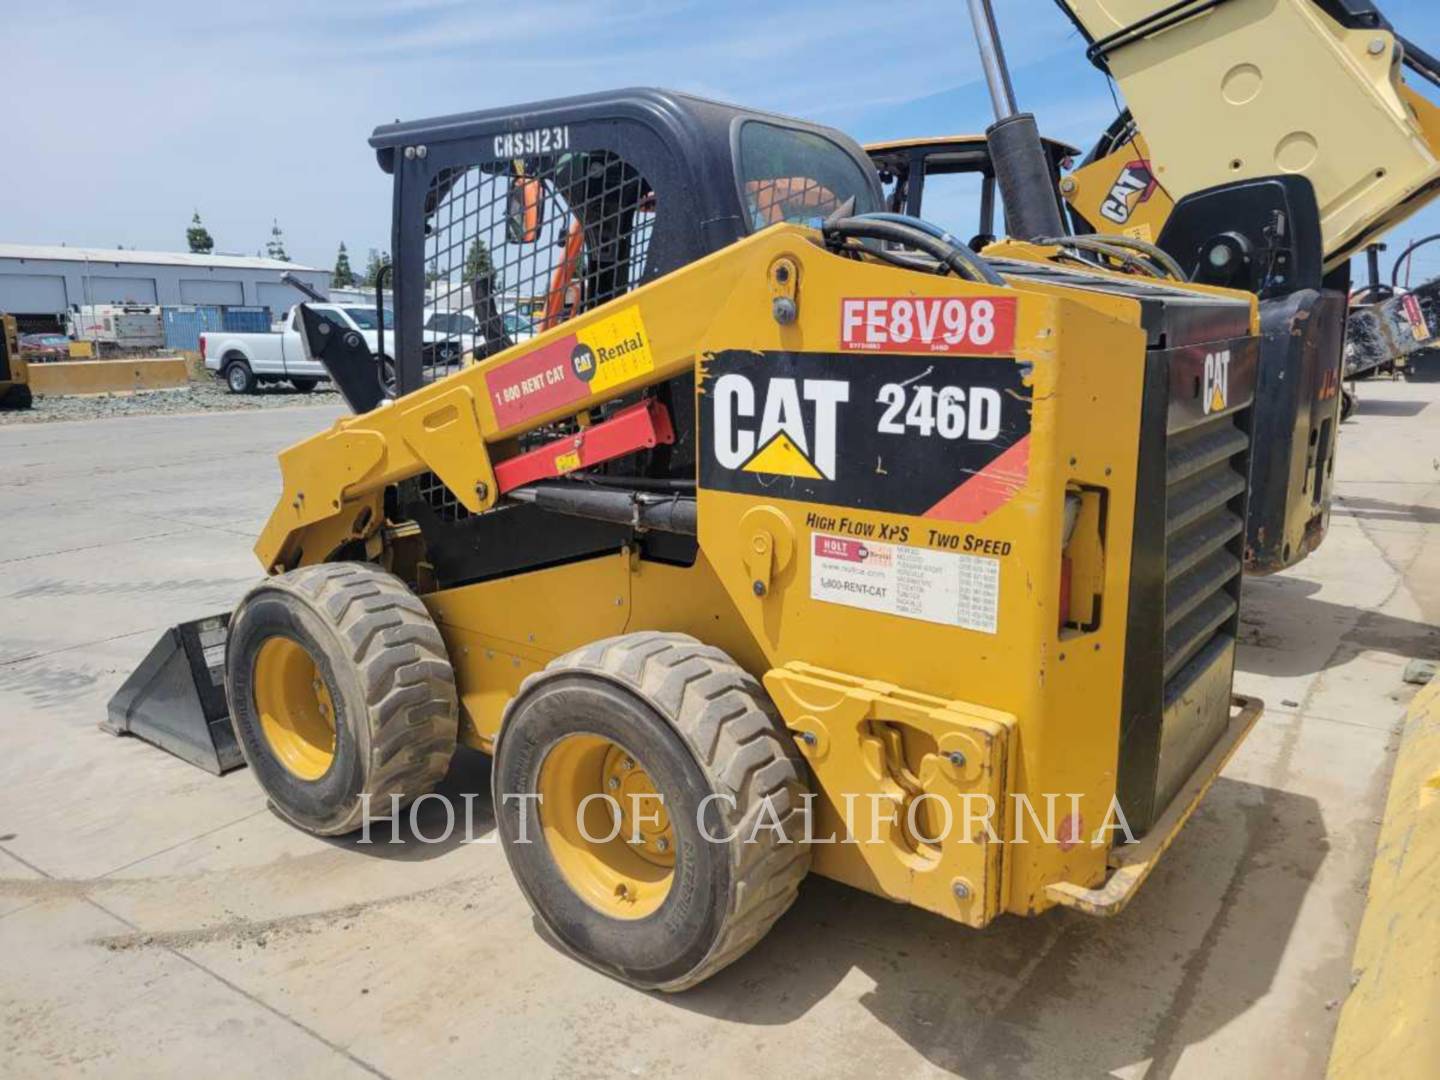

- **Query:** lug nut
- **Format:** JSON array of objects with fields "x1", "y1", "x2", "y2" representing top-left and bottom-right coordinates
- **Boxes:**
[
  {"x1": 656, "y1": 837, "x2": 669, "y2": 853},
  {"x1": 953, "y1": 880, "x2": 971, "y2": 901},
  {"x1": 800, "y1": 731, "x2": 818, "y2": 747},
  {"x1": 607, "y1": 776, "x2": 620, "y2": 790},
  {"x1": 621, "y1": 757, "x2": 634, "y2": 770},
  {"x1": 948, "y1": 751, "x2": 967, "y2": 767}
]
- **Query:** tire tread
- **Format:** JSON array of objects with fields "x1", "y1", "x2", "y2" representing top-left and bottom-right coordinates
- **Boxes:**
[
  {"x1": 514, "y1": 631, "x2": 810, "y2": 991},
  {"x1": 236, "y1": 562, "x2": 457, "y2": 835}
]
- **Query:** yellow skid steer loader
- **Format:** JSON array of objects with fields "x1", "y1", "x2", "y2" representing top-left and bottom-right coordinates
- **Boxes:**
[{"x1": 106, "y1": 9, "x2": 1268, "y2": 989}]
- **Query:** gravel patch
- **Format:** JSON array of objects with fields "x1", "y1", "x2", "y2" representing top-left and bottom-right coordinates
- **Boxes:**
[{"x1": 0, "y1": 378, "x2": 341, "y2": 425}]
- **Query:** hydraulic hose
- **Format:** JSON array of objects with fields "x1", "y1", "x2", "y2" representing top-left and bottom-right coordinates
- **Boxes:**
[
  {"x1": 823, "y1": 214, "x2": 1006, "y2": 286},
  {"x1": 1400, "y1": 33, "x2": 1440, "y2": 90},
  {"x1": 1390, "y1": 234, "x2": 1440, "y2": 288},
  {"x1": 1037, "y1": 234, "x2": 1187, "y2": 281}
]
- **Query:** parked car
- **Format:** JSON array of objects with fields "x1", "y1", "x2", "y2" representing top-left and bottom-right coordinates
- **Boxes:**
[
  {"x1": 18, "y1": 333, "x2": 72, "y2": 361},
  {"x1": 503, "y1": 311, "x2": 537, "y2": 342},
  {"x1": 202, "y1": 304, "x2": 387, "y2": 393},
  {"x1": 421, "y1": 308, "x2": 487, "y2": 370}
]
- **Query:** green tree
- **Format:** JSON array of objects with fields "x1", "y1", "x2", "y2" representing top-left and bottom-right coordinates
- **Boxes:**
[
  {"x1": 464, "y1": 238, "x2": 498, "y2": 285},
  {"x1": 332, "y1": 242, "x2": 356, "y2": 287},
  {"x1": 360, "y1": 248, "x2": 390, "y2": 288},
  {"x1": 186, "y1": 211, "x2": 214, "y2": 254},
  {"x1": 266, "y1": 219, "x2": 290, "y2": 261}
]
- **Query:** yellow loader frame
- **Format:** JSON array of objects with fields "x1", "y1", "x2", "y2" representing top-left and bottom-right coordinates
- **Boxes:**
[{"x1": 256, "y1": 223, "x2": 1260, "y2": 925}]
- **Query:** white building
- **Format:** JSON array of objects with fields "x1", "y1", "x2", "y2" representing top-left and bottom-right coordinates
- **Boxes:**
[{"x1": 0, "y1": 244, "x2": 331, "y2": 327}]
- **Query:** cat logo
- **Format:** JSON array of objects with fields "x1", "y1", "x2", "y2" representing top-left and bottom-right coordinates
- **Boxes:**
[
  {"x1": 712, "y1": 374, "x2": 849, "y2": 480},
  {"x1": 1203, "y1": 349, "x2": 1231, "y2": 415},
  {"x1": 1100, "y1": 159, "x2": 1159, "y2": 225}
]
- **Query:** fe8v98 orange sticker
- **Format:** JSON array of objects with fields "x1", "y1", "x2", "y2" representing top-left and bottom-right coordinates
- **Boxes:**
[{"x1": 840, "y1": 296, "x2": 1017, "y2": 355}]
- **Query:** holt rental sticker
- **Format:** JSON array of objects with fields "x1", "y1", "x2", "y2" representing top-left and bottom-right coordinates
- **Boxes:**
[{"x1": 810, "y1": 533, "x2": 1000, "y2": 633}]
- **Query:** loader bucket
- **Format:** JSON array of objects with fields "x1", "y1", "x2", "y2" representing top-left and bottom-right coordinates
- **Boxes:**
[{"x1": 102, "y1": 614, "x2": 245, "y2": 775}]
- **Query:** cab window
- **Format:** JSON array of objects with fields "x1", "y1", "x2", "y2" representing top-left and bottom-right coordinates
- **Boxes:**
[
  {"x1": 738, "y1": 121, "x2": 878, "y2": 231},
  {"x1": 918, "y1": 166, "x2": 995, "y2": 248}
]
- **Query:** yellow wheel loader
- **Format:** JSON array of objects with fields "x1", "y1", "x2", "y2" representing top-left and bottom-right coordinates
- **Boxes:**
[
  {"x1": 0, "y1": 315, "x2": 33, "y2": 410},
  {"x1": 106, "y1": 10, "x2": 1271, "y2": 988}
]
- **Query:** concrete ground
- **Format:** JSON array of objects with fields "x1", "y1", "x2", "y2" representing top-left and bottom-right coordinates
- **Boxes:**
[{"x1": 2, "y1": 373, "x2": 1437, "y2": 1080}]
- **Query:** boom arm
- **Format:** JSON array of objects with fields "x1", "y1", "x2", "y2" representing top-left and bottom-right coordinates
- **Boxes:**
[
  {"x1": 255, "y1": 225, "x2": 786, "y2": 573},
  {"x1": 1056, "y1": 0, "x2": 1440, "y2": 269}
]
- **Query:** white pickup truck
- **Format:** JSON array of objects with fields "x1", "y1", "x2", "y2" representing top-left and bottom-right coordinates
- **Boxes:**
[{"x1": 202, "y1": 304, "x2": 393, "y2": 394}]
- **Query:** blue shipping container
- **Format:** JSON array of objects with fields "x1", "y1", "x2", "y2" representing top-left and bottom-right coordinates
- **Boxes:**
[
  {"x1": 163, "y1": 305, "x2": 271, "y2": 350},
  {"x1": 222, "y1": 307, "x2": 271, "y2": 333}
]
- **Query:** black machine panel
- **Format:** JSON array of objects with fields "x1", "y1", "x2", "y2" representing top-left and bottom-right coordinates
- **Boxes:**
[
  {"x1": 1119, "y1": 332, "x2": 1258, "y2": 835},
  {"x1": 1157, "y1": 176, "x2": 1325, "y2": 299},
  {"x1": 698, "y1": 350, "x2": 1030, "y2": 517},
  {"x1": 995, "y1": 258, "x2": 1259, "y2": 834},
  {"x1": 1154, "y1": 177, "x2": 1343, "y2": 573}
]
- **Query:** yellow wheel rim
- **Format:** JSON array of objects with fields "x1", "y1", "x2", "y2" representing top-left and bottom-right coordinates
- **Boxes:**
[
  {"x1": 537, "y1": 734, "x2": 677, "y2": 920},
  {"x1": 253, "y1": 637, "x2": 337, "y2": 781}
]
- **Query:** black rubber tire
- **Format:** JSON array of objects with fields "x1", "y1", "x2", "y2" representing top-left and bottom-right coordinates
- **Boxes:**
[
  {"x1": 226, "y1": 562, "x2": 458, "y2": 836},
  {"x1": 224, "y1": 358, "x2": 256, "y2": 394},
  {"x1": 0, "y1": 384, "x2": 32, "y2": 410},
  {"x1": 291, "y1": 377, "x2": 318, "y2": 393},
  {"x1": 493, "y1": 632, "x2": 811, "y2": 991}
]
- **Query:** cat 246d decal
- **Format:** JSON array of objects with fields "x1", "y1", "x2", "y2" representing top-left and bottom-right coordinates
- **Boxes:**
[{"x1": 699, "y1": 350, "x2": 1032, "y2": 523}]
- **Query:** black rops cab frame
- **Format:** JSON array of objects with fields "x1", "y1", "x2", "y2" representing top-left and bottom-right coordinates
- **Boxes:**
[
  {"x1": 367, "y1": 88, "x2": 883, "y2": 401},
  {"x1": 358, "y1": 89, "x2": 883, "y2": 591}
]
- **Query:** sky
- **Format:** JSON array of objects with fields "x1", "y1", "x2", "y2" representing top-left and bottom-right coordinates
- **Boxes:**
[{"x1": 5, "y1": 0, "x2": 1440, "y2": 282}]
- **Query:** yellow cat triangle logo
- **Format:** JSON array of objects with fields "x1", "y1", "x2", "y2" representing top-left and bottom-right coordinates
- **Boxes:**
[
  {"x1": 742, "y1": 432, "x2": 824, "y2": 480},
  {"x1": 1210, "y1": 382, "x2": 1226, "y2": 413}
]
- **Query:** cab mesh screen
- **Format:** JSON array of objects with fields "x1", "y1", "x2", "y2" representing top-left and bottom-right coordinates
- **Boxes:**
[
  {"x1": 410, "y1": 152, "x2": 655, "y2": 521},
  {"x1": 417, "y1": 154, "x2": 656, "y2": 390}
]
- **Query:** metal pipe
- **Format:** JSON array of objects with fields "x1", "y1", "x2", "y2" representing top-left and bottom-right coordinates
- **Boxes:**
[
  {"x1": 507, "y1": 483, "x2": 697, "y2": 535},
  {"x1": 967, "y1": 0, "x2": 1018, "y2": 122},
  {"x1": 1366, "y1": 244, "x2": 1385, "y2": 291},
  {"x1": 280, "y1": 271, "x2": 326, "y2": 304},
  {"x1": 1391, "y1": 234, "x2": 1440, "y2": 289},
  {"x1": 979, "y1": 175, "x2": 997, "y2": 237},
  {"x1": 374, "y1": 263, "x2": 393, "y2": 364}
]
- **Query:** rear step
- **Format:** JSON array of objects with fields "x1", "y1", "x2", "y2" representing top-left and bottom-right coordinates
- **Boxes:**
[{"x1": 102, "y1": 615, "x2": 244, "y2": 775}]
